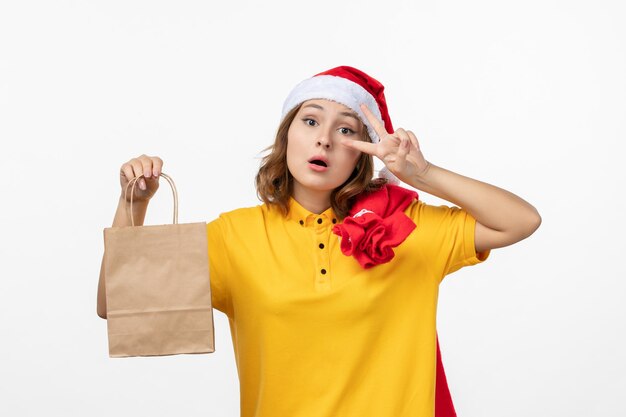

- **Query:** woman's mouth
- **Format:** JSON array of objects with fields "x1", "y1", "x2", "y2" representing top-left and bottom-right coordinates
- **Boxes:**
[
  {"x1": 308, "y1": 160, "x2": 328, "y2": 172},
  {"x1": 308, "y1": 157, "x2": 329, "y2": 172}
]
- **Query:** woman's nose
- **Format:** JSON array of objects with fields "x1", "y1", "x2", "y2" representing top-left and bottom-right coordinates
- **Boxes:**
[{"x1": 316, "y1": 135, "x2": 331, "y2": 149}]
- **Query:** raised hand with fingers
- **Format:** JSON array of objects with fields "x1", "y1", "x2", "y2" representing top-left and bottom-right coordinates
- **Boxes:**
[{"x1": 342, "y1": 103, "x2": 431, "y2": 185}]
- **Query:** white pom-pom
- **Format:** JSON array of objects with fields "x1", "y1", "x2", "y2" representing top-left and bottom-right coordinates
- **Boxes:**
[{"x1": 378, "y1": 166, "x2": 400, "y2": 184}]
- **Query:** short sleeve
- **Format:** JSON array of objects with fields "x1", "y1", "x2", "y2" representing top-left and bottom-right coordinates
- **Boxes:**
[
  {"x1": 207, "y1": 216, "x2": 234, "y2": 318},
  {"x1": 406, "y1": 200, "x2": 491, "y2": 282}
]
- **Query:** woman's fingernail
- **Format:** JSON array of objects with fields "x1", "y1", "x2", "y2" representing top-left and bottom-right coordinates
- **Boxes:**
[{"x1": 140, "y1": 181, "x2": 146, "y2": 190}]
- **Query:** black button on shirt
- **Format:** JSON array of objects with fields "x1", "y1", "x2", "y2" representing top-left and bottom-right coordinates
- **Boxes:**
[{"x1": 319, "y1": 243, "x2": 324, "y2": 249}]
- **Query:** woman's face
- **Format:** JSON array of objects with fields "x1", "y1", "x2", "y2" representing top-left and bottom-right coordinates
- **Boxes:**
[{"x1": 286, "y1": 99, "x2": 364, "y2": 199}]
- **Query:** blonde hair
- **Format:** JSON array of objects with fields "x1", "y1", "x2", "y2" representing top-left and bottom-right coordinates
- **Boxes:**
[{"x1": 255, "y1": 102, "x2": 386, "y2": 220}]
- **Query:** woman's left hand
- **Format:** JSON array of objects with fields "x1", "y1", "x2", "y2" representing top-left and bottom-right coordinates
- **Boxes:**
[{"x1": 342, "y1": 103, "x2": 431, "y2": 184}]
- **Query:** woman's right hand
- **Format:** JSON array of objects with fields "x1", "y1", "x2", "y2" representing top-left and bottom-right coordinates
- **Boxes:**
[{"x1": 119, "y1": 154, "x2": 164, "y2": 203}]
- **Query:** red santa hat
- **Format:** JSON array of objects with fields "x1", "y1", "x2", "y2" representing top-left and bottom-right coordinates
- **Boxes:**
[{"x1": 280, "y1": 65, "x2": 399, "y2": 183}]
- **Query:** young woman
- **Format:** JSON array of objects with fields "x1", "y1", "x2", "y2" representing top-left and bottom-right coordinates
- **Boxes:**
[{"x1": 98, "y1": 66, "x2": 541, "y2": 417}]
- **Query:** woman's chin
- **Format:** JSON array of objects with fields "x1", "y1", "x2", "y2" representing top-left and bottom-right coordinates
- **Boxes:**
[
  {"x1": 290, "y1": 167, "x2": 354, "y2": 195},
  {"x1": 292, "y1": 177, "x2": 343, "y2": 194}
]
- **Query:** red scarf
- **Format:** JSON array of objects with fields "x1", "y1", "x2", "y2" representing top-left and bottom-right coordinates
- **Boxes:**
[
  {"x1": 332, "y1": 184, "x2": 418, "y2": 268},
  {"x1": 333, "y1": 184, "x2": 457, "y2": 417}
]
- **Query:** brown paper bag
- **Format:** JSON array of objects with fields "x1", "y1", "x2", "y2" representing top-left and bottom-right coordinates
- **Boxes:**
[{"x1": 103, "y1": 172, "x2": 215, "y2": 358}]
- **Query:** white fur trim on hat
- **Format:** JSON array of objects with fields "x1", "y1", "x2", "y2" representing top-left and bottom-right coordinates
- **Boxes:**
[
  {"x1": 378, "y1": 166, "x2": 400, "y2": 185},
  {"x1": 281, "y1": 75, "x2": 385, "y2": 143}
]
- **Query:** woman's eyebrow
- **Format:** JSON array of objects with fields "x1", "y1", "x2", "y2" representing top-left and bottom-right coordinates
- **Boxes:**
[{"x1": 302, "y1": 103, "x2": 360, "y2": 122}]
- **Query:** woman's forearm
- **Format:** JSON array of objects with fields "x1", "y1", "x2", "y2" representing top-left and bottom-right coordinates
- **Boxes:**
[{"x1": 408, "y1": 163, "x2": 541, "y2": 235}]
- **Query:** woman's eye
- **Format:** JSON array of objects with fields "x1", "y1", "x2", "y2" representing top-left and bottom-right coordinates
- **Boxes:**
[
  {"x1": 339, "y1": 127, "x2": 355, "y2": 135},
  {"x1": 303, "y1": 118, "x2": 317, "y2": 126}
]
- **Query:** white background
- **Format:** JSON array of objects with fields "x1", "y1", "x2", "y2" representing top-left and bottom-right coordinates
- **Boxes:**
[{"x1": 0, "y1": 0, "x2": 624, "y2": 416}]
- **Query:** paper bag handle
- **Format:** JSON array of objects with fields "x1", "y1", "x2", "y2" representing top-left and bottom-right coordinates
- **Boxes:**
[{"x1": 124, "y1": 172, "x2": 179, "y2": 226}]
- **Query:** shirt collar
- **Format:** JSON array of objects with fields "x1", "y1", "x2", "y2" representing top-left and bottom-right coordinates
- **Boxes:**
[{"x1": 287, "y1": 197, "x2": 338, "y2": 227}]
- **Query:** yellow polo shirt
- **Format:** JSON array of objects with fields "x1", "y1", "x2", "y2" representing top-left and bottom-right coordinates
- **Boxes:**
[{"x1": 207, "y1": 197, "x2": 490, "y2": 417}]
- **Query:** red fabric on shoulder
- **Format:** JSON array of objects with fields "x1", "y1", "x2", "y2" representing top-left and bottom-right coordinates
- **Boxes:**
[{"x1": 332, "y1": 184, "x2": 418, "y2": 268}]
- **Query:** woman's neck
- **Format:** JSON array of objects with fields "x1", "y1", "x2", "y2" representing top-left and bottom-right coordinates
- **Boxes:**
[{"x1": 292, "y1": 186, "x2": 331, "y2": 214}]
